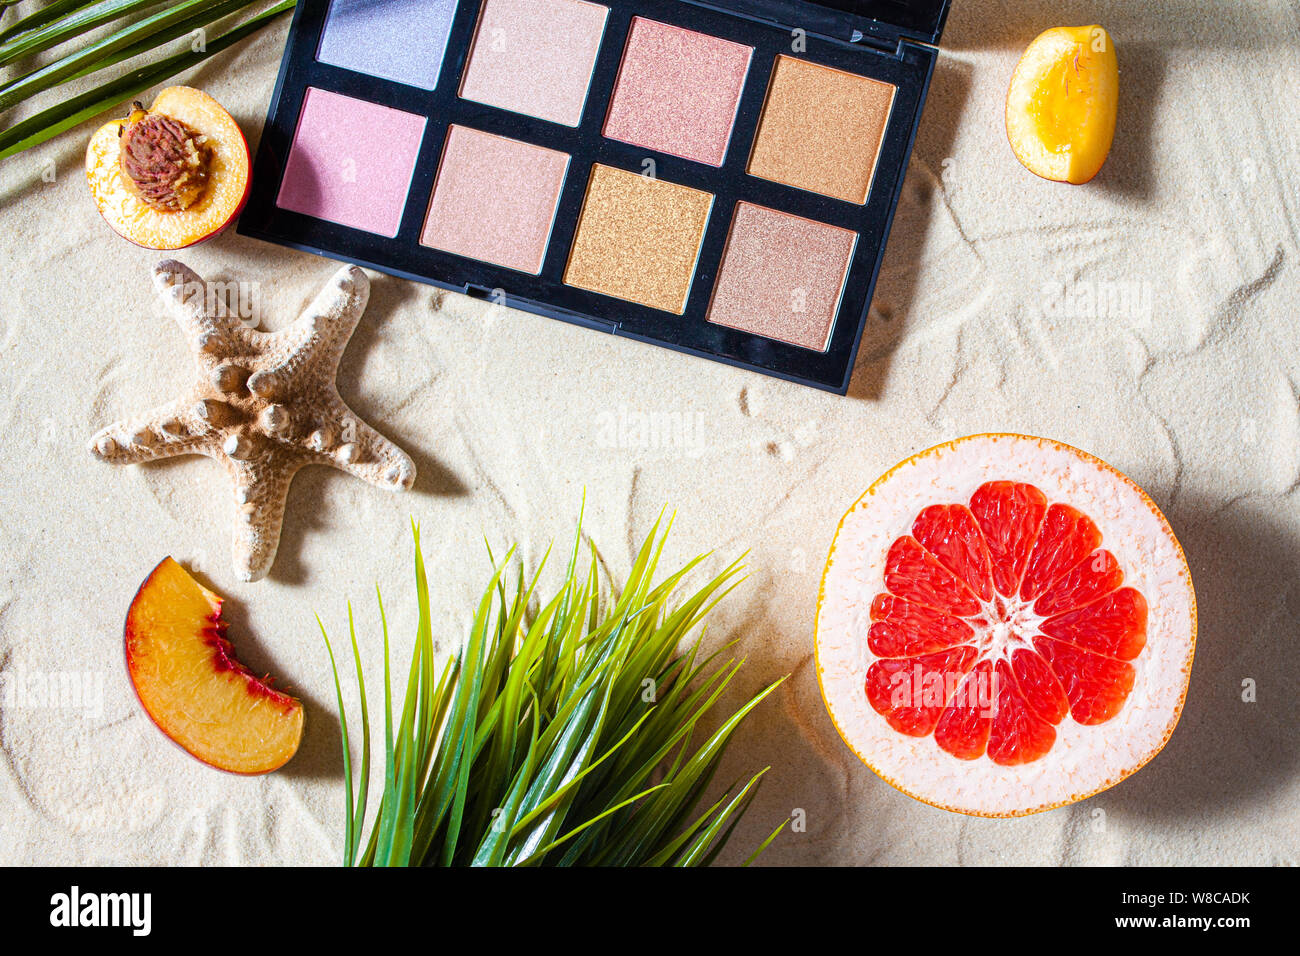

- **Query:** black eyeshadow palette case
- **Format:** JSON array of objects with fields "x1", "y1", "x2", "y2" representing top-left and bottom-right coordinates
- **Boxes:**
[{"x1": 238, "y1": 0, "x2": 952, "y2": 393}]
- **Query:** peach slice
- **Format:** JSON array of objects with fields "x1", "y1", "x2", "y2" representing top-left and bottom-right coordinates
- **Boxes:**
[
  {"x1": 125, "y1": 557, "x2": 303, "y2": 774},
  {"x1": 1006, "y1": 25, "x2": 1118, "y2": 184},
  {"x1": 86, "y1": 86, "x2": 250, "y2": 249}
]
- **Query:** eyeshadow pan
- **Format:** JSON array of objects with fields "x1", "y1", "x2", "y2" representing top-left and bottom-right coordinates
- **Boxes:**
[
  {"x1": 603, "y1": 17, "x2": 752, "y2": 167},
  {"x1": 276, "y1": 88, "x2": 427, "y2": 238},
  {"x1": 316, "y1": 0, "x2": 459, "y2": 91},
  {"x1": 564, "y1": 164, "x2": 713, "y2": 314},
  {"x1": 421, "y1": 126, "x2": 570, "y2": 275},
  {"x1": 459, "y1": 0, "x2": 609, "y2": 128},
  {"x1": 707, "y1": 202, "x2": 857, "y2": 351},
  {"x1": 748, "y1": 55, "x2": 896, "y2": 204}
]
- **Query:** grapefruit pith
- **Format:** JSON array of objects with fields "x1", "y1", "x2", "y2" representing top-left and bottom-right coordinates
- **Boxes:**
[{"x1": 816, "y1": 434, "x2": 1196, "y2": 816}]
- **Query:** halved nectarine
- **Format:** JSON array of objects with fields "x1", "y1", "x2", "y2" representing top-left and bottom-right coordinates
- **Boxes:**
[
  {"x1": 125, "y1": 557, "x2": 303, "y2": 774},
  {"x1": 86, "y1": 86, "x2": 250, "y2": 249},
  {"x1": 1006, "y1": 26, "x2": 1118, "y2": 184}
]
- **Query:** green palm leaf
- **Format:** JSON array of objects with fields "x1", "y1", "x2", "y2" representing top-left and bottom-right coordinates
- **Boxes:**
[{"x1": 0, "y1": 0, "x2": 294, "y2": 161}]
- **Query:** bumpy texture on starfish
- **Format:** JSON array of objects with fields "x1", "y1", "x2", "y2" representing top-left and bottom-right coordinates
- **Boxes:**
[{"x1": 89, "y1": 260, "x2": 416, "y2": 582}]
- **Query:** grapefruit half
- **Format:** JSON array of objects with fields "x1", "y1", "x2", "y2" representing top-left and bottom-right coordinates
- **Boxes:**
[{"x1": 815, "y1": 434, "x2": 1196, "y2": 816}]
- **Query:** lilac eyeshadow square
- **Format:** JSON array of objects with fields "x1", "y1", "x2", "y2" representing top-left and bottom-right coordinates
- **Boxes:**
[{"x1": 317, "y1": 0, "x2": 459, "y2": 91}]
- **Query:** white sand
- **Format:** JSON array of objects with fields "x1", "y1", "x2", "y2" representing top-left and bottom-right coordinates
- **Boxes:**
[{"x1": 0, "y1": 1, "x2": 1297, "y2": 865}]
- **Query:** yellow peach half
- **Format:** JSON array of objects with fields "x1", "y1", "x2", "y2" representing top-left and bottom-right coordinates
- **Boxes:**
[
  {"x1": 87, "y1": 86, "x2": 250, "y2": 249},
  {"x1": 1006, "y1": 26, "x2": 1119, "y2": 185}
]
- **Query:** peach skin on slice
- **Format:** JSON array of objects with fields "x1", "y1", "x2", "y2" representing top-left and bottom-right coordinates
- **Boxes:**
[
  {"x1": 125, "y1": 557, "x2": 303, "y2": 774},
  {"x1": 1006, "y1": 25, "x2": 1119, "y2": 184}
]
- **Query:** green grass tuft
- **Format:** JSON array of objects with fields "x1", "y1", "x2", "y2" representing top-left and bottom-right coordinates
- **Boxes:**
[{"x1": 320, "y1": 513, "x2": 787, "y2": 867}]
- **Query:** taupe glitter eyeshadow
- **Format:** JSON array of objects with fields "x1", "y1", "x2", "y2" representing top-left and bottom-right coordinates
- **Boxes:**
[
  {"x1": 563, "y1": 164, "x2": 714, "y2": 314},
  {"x1": 748, "y1": 55, "x2": 896, "y2": 205},
  {"x1": 707, "y1": 202, "x2": 857, "y2": 352}
]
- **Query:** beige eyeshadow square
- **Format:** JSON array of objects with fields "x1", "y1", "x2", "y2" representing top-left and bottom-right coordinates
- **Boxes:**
[
  {"x1": 748, "y1": 55, "x2": 896, "y2": 205},
  {"x1": 706, "y1": 202, "x2": 857, "y2": 352},
  {"x1": 459, "y1": 0, "x2": 609, "y2": 127},
  {"x1": 563, "y1": 164, "x2": 713, "y2": 314},
  {"x1": 421, "y1": 125, "x2": 570, "y2": 275}
]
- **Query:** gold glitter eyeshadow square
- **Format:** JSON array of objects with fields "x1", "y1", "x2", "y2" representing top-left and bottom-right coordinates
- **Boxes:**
[
  {"x1": 707, "y1": 202, "x2": 857, "y2": 352},
  {"x1": 748, "y1": 55, "x2": 896, "y2": 205},
  {"x1": 564, "y1": 164, "x2": 713, "y2": 314}
]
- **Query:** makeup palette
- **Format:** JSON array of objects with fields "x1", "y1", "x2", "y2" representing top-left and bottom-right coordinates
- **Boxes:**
[{"x1": 240, "y1": 0, "x2": 951, "y2": 393}]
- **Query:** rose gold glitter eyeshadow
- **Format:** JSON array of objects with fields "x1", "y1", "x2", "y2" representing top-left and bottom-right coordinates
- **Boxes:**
[
  {"x1": 707, "y1": 202, "x2": 857, "y2": 352},
  {"x1": 603, "y1": 17, "x2": 752, "y2": 167},
  {"x1": 421, "y1": 126, "x2": 570, "y2": 275},
  {"x1": 748, "y1": 55, "x2": 896, "y2": 204},
  {"x1": 459, "y1": 0, "x2": 609, "y2": 128},
  {"x1": 564, "y1": 164, "x2": 713, "y2": 314}
]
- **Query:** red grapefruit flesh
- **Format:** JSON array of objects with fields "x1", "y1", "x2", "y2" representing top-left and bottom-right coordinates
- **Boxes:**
[{"x1": 816, "y1": 434, "x2": 1196, "y2": 816}]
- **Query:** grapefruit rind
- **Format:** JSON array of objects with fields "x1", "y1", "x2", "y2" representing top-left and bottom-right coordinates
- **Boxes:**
[{"x1": 815, "y1": 434, "x2": 1196, "y2": 817}]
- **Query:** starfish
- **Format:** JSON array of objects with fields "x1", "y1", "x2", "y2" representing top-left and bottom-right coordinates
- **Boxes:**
[{"x1": 89, "y1": 259, "x2": 416, "y2": 582}]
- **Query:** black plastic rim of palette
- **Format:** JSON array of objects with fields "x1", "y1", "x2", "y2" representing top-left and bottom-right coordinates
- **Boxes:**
[
  {"x1": 239, "y1": 0, "x2": 942, "y2": 394},
  {"x1": 703, "y1": 0, "x2": 951, "y2": 45}
]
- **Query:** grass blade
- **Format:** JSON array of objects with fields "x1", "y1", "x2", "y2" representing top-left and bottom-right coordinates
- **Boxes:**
[
  {"x1": 742, "y1": 818, "x2": 788, "y2": 867},
  {"x1": 0, "y1": 0, "x2": 252, "y2": 112},
  {"x1": 344, "y1": 603, "x2": 371, "y2": 867},
  {"x1": 318, "y1": 614, "x2": 354, "y2": 867},
  {"x1": 0, "y1": 0, "x2": 97, "y2": 45}
]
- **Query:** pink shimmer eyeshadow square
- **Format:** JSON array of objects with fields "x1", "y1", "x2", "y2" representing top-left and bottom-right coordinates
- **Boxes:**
[
  {"x1": 421, "y1": 126, "x2": 570, "y2": 275},
  {"x1": 603, "y1": 17, "x2": 752, "y2": 167},
  {"x1": 276, "y1": 87, "x2": 427, "y2": 238}
]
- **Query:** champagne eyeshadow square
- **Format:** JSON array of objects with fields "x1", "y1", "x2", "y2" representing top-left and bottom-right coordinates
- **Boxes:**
[
  {"x1": 459, "y1": 0, "x2": 610, "y2": 128},
  {"x1": 707, "y1": 203, "x2": 857, "y2": 352},
  {"x1": 316, "y1": 0, "x2": 460, "y2": 91},
  {"x1": 421, "y1": 126, "x2": 570, "y2": 275},
  {"x1": 276, "y1": 88, "x2": 427, "y2": 238}
]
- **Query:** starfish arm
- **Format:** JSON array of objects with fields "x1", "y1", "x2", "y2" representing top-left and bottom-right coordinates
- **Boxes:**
[
  {"x1": 153, "y1": 260, "x2": 245, "y2": 355},
  {"x1": 228, "y1": 454, "x2": 299, "y2": 583},
  {"x1": 300, "y1": 264, "x2": 370, "y2": 362},
  {"x1": 88, "y1": 399, "x2": 213, "y2": 464},
  {"x1": 318, "y1": 413, "x2": 416, "y2": 491},
  {"x1": 247, "y1": 266, "x2": 370, "y2": 401}
]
